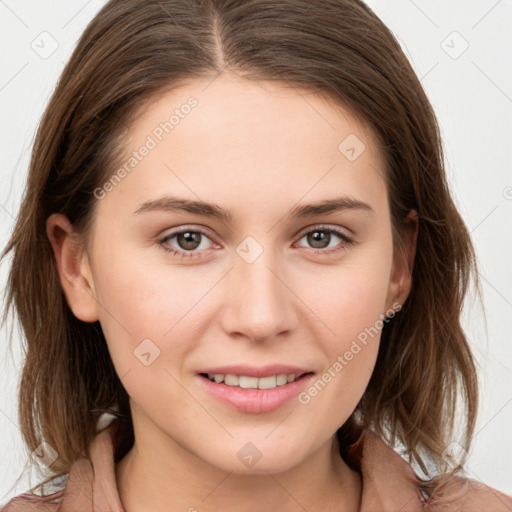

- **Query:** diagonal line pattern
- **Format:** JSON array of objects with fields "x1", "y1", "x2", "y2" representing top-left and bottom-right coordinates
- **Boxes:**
[
  {"x1": 0, "y1": 0, "x2": 29, "y2": 29},
  {"x1": 292, "y1": 84, "x2": 337, "y2": 131},
  {"x1": 266, "y1": 164, "x2": 338, "y2": 234},
  {"x1": 477, "y1": 270, "x2": 512, "y2": 310},
  {"x1": 158, "y1": 2, "x2": 230, "y2": 94},
  {"x1": 406, "y1": 0, "x2": 439, "y2": 29},
  {"x1": 0, "y1": 62, "x2": 29, "y2": 92},
  {"x1": 465, "y1": 467, "x2": 512, "y2": 510},
  {"x1": 0, "y1": 406, "x2": 20, "y2": 433},
  {"x1": 61, "y1": 0, "x2": 93, "y2": 30},
  {"x1": 0, "y1": 411, "x2": 106, "y2": 510},
  {"x1": 265, "y1": 473, "x2": 309, "y2": 511},
  {"x1": 471, "y1": 0, "x2": 503, "y2": 30},
  {"x1": 164, "y1": 164, "x2": 234, "y2": 236},
  {"x1": 0, "y1": 203, "x2": 15, "y2": 220},
  {"x1": 163, "y1": 367, "x2": 233, "y2": 438},
  {"x1": 264, "y1": 411, "x2": 294, "y2": 438},
  {"x1": 470, "y1": 205, "x2": 499, "y2": 233},
  {"x1": 265, "y1": 266, "x2": 336, "y2": 336},
  {"x1": 200, "y1": 471, "x2": 233, "y2": 502},
  {"x1": 63, "y1": 270, "x2": 133, "y2": 336},
  {"x1": 419, "y1": 61, "x2": 439, "y2": 83},
  {"x1": 473, "y1": 397, "x2": 512, "y2": 439},
  {"x1": 162, "y1": 266, "x2": 234, "y2": 338},
  {"x1": 471, "y1": 61, "x2": 512, "y2": 105}
]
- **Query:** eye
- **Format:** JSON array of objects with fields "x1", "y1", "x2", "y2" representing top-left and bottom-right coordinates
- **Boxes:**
[
  {"x1": 157, "y1": 228, "x2": 217, "y2": 259},
  {"x1": 294, "y1": 226, "x2": 354, "y2": 255},
  {"x1": 157, "y1": 225, "x2": 354, "y2": 259}
]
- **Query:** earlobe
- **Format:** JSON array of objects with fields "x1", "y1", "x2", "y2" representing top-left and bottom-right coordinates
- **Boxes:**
[
  {"x1": 46, "y1": 213, "x2": 99, "y2": 322},
  {"x1": 385, "y1": 209, "x2": 418, "y2": 312}
]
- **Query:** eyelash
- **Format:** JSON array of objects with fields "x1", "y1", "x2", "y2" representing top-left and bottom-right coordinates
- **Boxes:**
[{"x1": 157, "y1": 225, "x2": 355, "y2": 260}]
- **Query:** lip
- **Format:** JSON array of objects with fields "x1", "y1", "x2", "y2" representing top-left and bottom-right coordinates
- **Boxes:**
[
  {"x1": 196, "y1": 368, "x2": 315, "y2": 414},
  {"x1": 196, "y1": 364, "x2": 311, "y2": 378}
]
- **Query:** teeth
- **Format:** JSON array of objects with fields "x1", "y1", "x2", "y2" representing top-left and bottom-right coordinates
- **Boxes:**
[
  {"x1": 206, "y1": 373, "x2": 299, "y2": 389},
  {"x1": 239, "y1": 375, "x2": 259, "y2": 388},
  {"x1": 276, "y1": 374, "x2": 288, "y2": 385}
]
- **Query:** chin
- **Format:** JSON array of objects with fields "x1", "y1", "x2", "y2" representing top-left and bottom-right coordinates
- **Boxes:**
[{"x1": 204, "y1": 442, "x2": 307, "y2": 475}]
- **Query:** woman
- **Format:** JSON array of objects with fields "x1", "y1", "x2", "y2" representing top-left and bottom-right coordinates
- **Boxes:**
[{"x1": 1, "y1": 0, "x2": 511, "y2": 510}]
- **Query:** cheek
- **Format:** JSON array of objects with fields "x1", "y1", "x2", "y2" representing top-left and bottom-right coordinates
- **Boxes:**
[
  {"x1": 91, "y1": 253, "x2": 204, "y2": 418},
  {"x1": 292, "y1": 246, "x2": 392, "y2": 413},
  {"x1": 92, "y1": 225, "x2": 392, "y2": 417},
  {"x1": 301, "y1": 250, "x2": 392, "y2": 349},
  {"x1": 92, "y1": 252, "x2": 187, "y2": 359}
]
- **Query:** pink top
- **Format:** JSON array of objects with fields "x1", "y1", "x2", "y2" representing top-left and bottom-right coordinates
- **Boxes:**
[{"x1": 2, "y1": 418, "x2": 512, "y2": 512}]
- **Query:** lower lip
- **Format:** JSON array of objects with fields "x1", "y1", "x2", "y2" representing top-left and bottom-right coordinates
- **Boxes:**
[{"x1": 197, "y1": 373, "x2": 315, "y2": 413}]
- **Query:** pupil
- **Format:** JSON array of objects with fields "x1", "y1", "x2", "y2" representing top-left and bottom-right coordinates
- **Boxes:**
[
  {"x1": 308, "y1": 231, "x2": 330, "y2": 248},
  {"x1": 178, "y1": 232, "x2": 200, "y2": 250}
]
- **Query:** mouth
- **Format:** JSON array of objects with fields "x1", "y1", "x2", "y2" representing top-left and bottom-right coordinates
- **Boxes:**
[
  {"x1": 196, "y1": 370, "x2": 316, "y2": 413},
  {"x1": 199, "y1": 371, "x2": 313, "y2": 389},
  {"x1": 195, "y1": 363, "x2": 316, "y2": 413}
]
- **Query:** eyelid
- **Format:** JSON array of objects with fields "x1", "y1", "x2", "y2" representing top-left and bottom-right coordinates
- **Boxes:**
[
  {"x1": 157, "y1": 223, "x2": 355, "y2": 258},
  {"x1": 157, "y1": 225, "x2": 219, "y2": 251},
  {"x1": 158, "y1": 224, "x2": 219, "y2": 244},
  {"x1": 294, "y1": 223, "x2": 353, "y2": 240}
]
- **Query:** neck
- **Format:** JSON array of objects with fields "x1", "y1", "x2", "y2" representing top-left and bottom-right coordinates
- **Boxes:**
[{"x1": 116, "y1": 421, "x2": 362, "y2": 512}]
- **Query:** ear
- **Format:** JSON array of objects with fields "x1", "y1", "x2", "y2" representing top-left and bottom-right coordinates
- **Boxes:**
[
  {"x1": 385, "y1": 209, "x2": 418, "y2": 313},
  {"x1": 46, "y1": 213, "x2": 99, "y2": 322}
]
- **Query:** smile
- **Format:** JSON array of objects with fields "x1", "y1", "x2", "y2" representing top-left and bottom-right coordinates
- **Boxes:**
[
  {"x1": 197, "y1": 372, "x2": 315, "y2": 413},
  {"x1": 202, "y1": 373, "x2": 300, "y2": 389}
]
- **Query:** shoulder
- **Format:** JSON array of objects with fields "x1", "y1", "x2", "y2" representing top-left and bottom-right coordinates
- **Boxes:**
[
  {"x1": 355, "y1": 430, "x2": 512, "y2": 511},
  {"x1": 425, "y1": 475, "x2": 512, "y2": 511},
  {"x1": 1, "y1": 412, "x2": 120, "y2": 512},
  {"x1": 1, "y1": 490, "x2": 63, "y2": 512}
]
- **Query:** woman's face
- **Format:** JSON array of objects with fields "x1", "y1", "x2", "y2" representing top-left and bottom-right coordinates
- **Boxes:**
[{"x1": 51, "y1": 72, "x2": 416, "y2": 474}]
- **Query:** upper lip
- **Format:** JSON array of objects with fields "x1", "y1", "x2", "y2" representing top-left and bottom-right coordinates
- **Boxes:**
[{"x1": 197, "y1": 365, "x2": 313, "y2": 378}]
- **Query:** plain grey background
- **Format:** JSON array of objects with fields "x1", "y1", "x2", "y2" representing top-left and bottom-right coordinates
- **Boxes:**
[{"x1": 1, "y1": 0, "x2": 511, "y2": 503}]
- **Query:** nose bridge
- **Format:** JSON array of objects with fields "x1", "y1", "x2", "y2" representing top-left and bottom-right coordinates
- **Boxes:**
[{"x1": 222, "y1": 238, "x2": 296, "y2": 341}]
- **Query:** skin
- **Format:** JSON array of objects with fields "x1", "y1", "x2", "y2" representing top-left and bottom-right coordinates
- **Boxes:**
[{"x1": 47, "y1": 72, "x2": 418, "y2": 512}]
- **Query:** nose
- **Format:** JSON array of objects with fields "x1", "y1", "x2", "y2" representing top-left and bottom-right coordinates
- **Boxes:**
[{"x1": 219, "y1": 246, "x2": 298, "y2": 343}]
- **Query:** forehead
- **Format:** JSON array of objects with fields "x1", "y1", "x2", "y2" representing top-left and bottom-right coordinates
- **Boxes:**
[
  {"x1": 126, "y1": 73, "x2": 379, "y2": 156},
  {"x1": 97, "y1": 73, "x2": 388, "y2": 221}
]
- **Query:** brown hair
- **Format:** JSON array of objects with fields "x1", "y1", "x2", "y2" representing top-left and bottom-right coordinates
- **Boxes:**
[{"x1": 1, "y1": 0, "x2": 480, "y2": 500}]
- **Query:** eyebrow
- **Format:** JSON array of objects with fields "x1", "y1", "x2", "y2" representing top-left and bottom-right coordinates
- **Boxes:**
[{"x1": 132, "y1": 195, "x2": 374, "y2": 222}]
